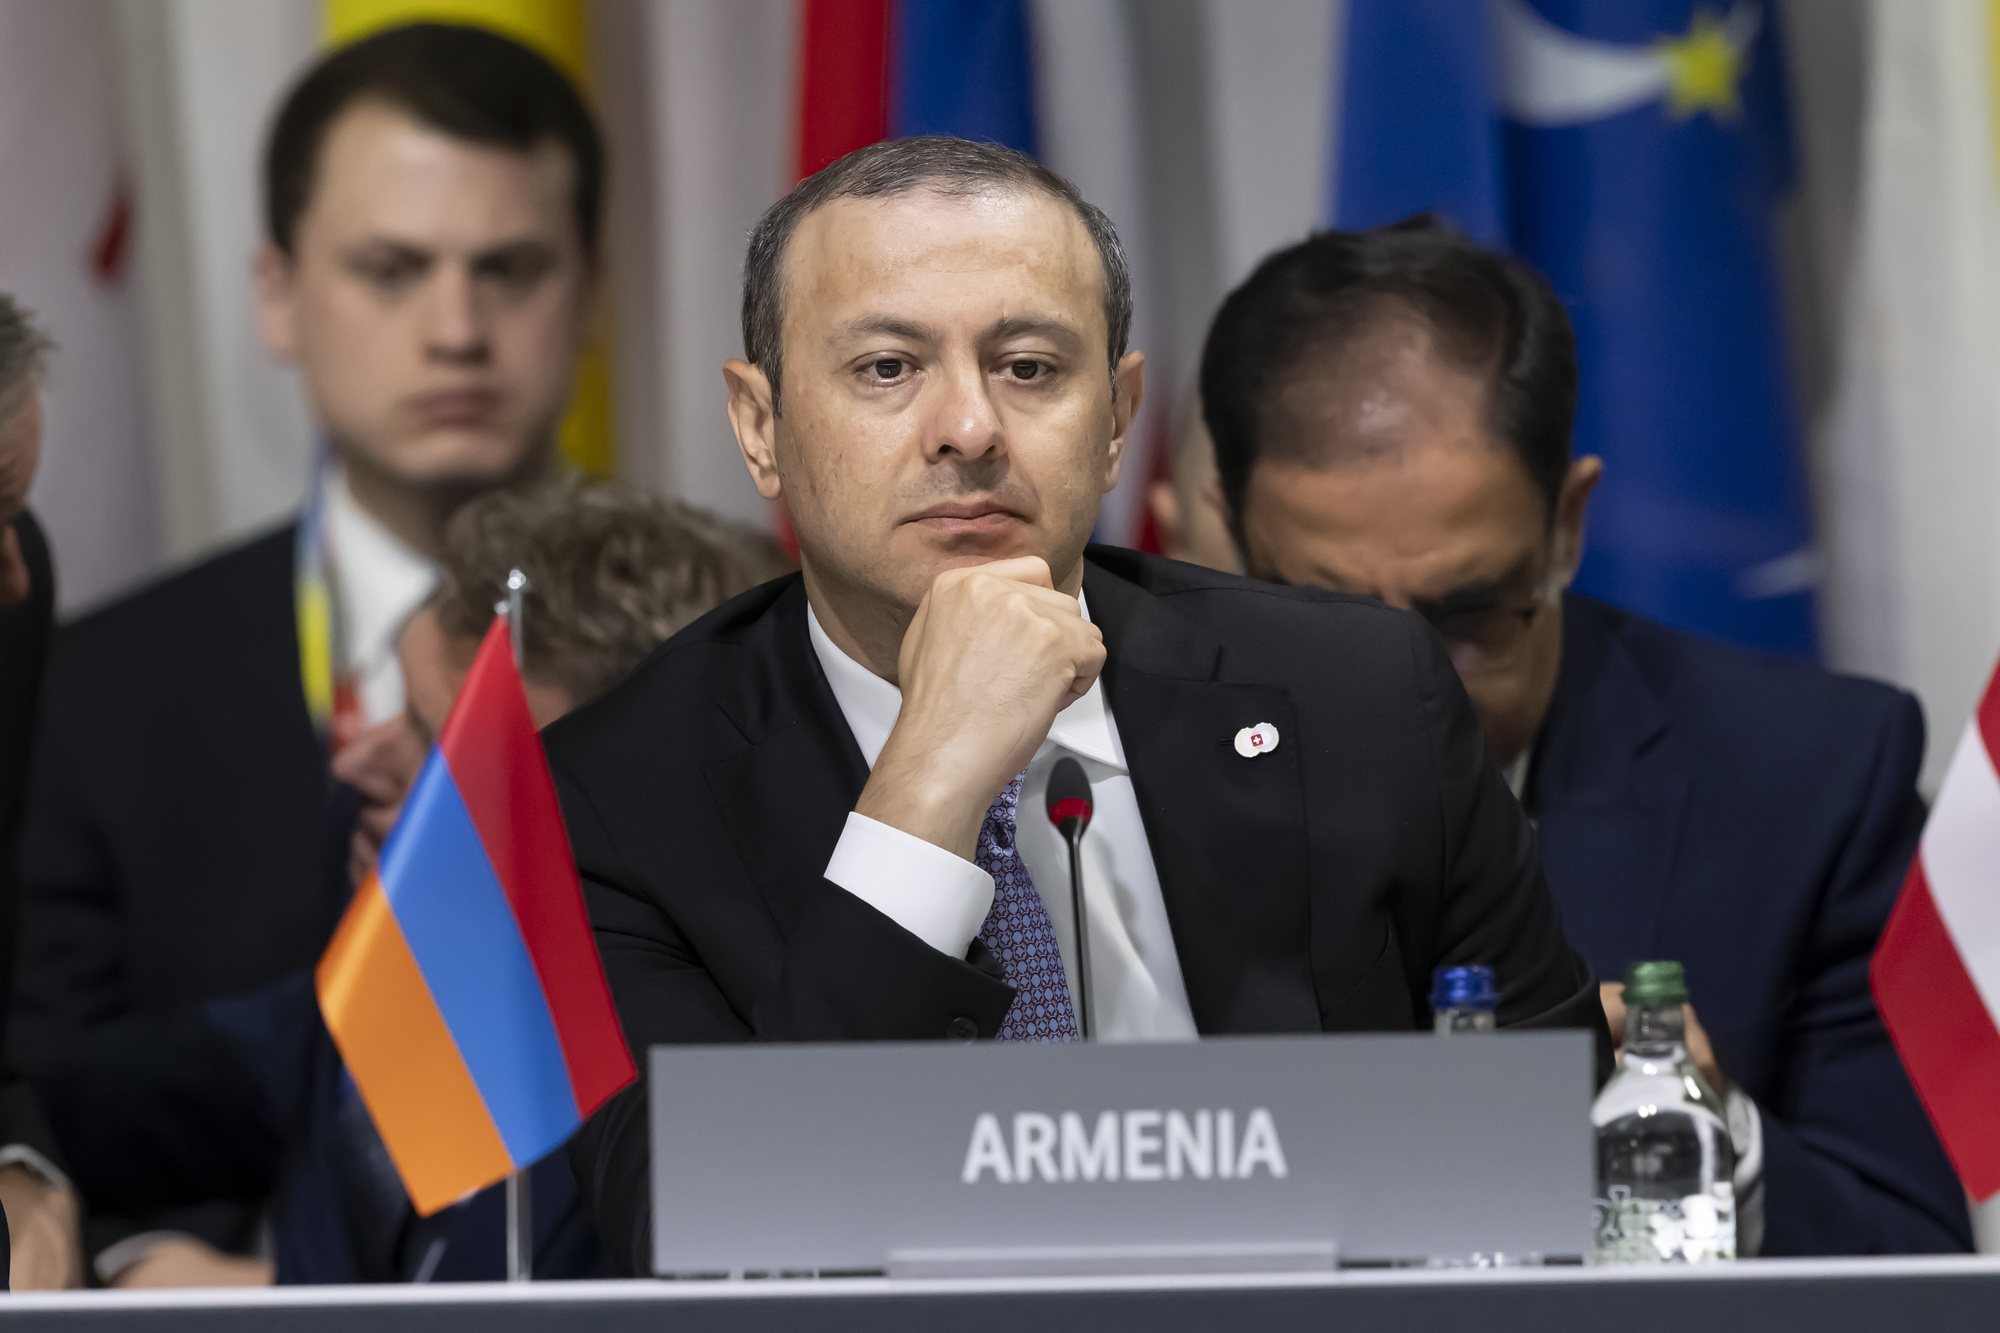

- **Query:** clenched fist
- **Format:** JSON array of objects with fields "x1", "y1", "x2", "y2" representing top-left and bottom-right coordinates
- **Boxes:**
[{"x1": 856, "y1": 557, "x2": 1105, "y2": 860}]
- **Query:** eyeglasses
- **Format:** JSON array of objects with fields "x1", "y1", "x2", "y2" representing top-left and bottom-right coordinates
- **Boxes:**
[{"x1": 1415, "y1": 575, "x2": 1560, "y2": 676}]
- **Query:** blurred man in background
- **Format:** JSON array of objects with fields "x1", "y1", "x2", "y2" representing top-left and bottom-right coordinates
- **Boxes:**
[
  {"x1": 10, "y1": 23, "x2": 604, "y2": 1285},
  {"x1": 1203, "y1": 217, "x2": 1971, "y2": 1256},
  {"x1": 0, "y1": 295, "x2": 81, "y2": 1290}
]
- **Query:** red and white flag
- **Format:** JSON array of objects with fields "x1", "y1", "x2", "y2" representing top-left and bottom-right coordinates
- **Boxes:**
[{"x1": 1873, "y1": 661, "x2": 2000, "y2": 1200}]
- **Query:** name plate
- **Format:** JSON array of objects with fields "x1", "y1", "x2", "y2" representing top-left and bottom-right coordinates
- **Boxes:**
[{"x1": 650, "y1": 1031, "x2": 1592, "y2": 1277}]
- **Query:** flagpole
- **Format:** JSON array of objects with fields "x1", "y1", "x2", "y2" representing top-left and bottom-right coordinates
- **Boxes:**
[{"x1": 504, "y1": 568, "x2": 533, "y2": 1285}]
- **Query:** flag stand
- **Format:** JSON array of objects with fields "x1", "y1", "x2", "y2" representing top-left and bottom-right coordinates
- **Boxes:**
[
  {"x1": 505, "y1": 1170, "x2": 533, "y2": 1283},
  {"x1": 504, "y1": 568, "x2": 533, "y2": 1283}
]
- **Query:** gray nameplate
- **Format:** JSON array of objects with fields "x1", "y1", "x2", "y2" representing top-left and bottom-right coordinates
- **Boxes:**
[{"x1": 649, "y1": 1031, "x2": 1592, "y2": 1276}]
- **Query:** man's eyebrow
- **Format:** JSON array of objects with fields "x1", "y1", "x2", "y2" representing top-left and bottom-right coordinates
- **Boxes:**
[
  {"x1": 827, "y1": 315, "x2": 941, "y2": 346},
  {"x1": 470, "y1": 238, "x2": 559, "y2": 262},
  {"x1": 986, "y1": 314, "x2": 1084, "y2": 349}
]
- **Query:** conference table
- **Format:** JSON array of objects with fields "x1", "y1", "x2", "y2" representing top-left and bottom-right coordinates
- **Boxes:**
[{"x1": 4, "y1": 1255, "x2": 1997, "y2": 1331}]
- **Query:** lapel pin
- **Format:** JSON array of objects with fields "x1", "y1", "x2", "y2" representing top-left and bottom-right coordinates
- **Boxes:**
[{"x1": 1233, "y1": 722, "x2": 1280, "y2": 758}]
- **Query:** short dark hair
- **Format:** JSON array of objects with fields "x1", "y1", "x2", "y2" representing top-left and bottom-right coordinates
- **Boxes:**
[
  {"x1": 742, "y1": 136, "x2": 1132, "y2": 414},
  {"x1": 1201, "y1": 215, "x2": 1577, "y2": 527},
  {"x1": 433, "y1": 482, "x2": 794, "y2": 705},
  {"x1": 0, "y1": 293, "x2": 51, "y2": 420},
  {"x1": 263, "y1": 22, "x2": 605, "y2": 261}
]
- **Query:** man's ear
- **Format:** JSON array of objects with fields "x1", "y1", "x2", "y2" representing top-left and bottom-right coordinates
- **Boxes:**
[
  {"x1": 1103, "y1": 349, "x2": 1146, "y2": 493},
  {"x1": 724, "y1": 359, "x2": 783, "y2": 501},
  {"x1": 253, "y1": 243, "x2": 300, "y2": 364},
  {"x1": 1553, "y1": 455, "x2": 1604, "y2": 587}
]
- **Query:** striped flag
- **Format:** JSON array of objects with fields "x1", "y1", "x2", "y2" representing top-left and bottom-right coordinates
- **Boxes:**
[
  {"x1": 316, "y1": 615, "x2": 633, "y2": 1215},
  {"x1": 1872, "y1": 659, "x2": 2000, "y2": 1202}
]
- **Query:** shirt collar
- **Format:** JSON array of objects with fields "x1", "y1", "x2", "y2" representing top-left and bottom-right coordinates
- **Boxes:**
[
  {"x1": 322, "y1": 463, "x2": 436, "y2": 676},
  {"x1": 806, "y1": 591, "x2": 1128, "y2": 775}
]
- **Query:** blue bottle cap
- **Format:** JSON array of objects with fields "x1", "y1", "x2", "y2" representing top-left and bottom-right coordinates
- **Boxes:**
[{"x1": 1431, "y1": 964, "x2": 1497, "y2": 1011}]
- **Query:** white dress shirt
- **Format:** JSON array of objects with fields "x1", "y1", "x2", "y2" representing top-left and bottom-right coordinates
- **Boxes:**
[
  {"x1": 809, "y1": 598, "x2": 1198, "y2": 1042},
  {"x1": 324, "y1": 466, "x2": 437, "y2": 726}
]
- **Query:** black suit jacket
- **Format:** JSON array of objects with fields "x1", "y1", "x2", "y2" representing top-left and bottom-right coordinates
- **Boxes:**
[
  {"x1": 1531, "y1": 596, "x2": 1971, "y2": 1255},
  {"x1": 0, "y1": 513, "x2": 63, "y2": 1285},
  {"x1": 547, "y1": 548, "x2": 1604, "y2": 1274},
  {"x1": 10, "y1": 521, "x2": 348, "y2": 1263}
]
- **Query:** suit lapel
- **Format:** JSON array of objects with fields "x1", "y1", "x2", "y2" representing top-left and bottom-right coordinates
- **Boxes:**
[
  {"x1": 1529, "y1": 597, "x2": 1687, "y2": 974},
  {"x1": 702, "y1": 579, "x2": 871, "y2": 940},
  {"x1": 1086, "y1": 560, "x2": 1320, "y2": 1034}
]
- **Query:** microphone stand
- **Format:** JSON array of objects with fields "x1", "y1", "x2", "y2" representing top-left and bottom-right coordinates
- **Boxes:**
[
  {"x1": 1046, "y1": 757, "x2": 1095, "y2": 1042},
  {"x1": 1064, "y1": 827, "x2": 1092, "y2": 1040}
]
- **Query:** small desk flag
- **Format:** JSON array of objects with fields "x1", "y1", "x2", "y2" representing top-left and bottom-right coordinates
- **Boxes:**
[{"x1": 317, "y1": 616, "x2": 634, "y2": 1215}]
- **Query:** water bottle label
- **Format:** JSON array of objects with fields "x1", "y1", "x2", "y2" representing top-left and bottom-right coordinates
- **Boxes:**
[{"x1": 1593, "y1": 1186, "x2": 1737, "y2": 1263}]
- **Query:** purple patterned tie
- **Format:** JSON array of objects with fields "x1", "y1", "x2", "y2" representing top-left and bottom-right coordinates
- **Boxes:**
[{"x1": 975, "y1": 772, "x2": 1081, "y2": 1042}]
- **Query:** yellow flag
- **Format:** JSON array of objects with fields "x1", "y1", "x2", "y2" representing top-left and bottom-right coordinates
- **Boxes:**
[{"x1": 321, "y1": 0, "x2": 612, "y2": 477}]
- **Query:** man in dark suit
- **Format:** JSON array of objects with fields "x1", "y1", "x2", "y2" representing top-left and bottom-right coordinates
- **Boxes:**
[
  {"x1": 0, "y1": 295, "x2": 81, "y2": 1290},
  {"x1": 1201, "y1": 217, "x2": 1971, "y2": 1255},
  {"x1": 10, "y1": 25, "x2": 604, "y2": 1285},
  {"x1": 545, "y1": 136, "x2": 1604, "y2": 1276}
]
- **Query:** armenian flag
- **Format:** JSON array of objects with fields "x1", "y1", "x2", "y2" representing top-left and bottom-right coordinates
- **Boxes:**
[{"x1": 316, "y1": 615, "x2": 634, "y2": 1215}]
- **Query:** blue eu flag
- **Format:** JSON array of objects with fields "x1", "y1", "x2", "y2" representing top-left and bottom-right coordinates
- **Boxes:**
[{"x1": 1332, "y1": 0, "x2": 1817, "y2": 658}]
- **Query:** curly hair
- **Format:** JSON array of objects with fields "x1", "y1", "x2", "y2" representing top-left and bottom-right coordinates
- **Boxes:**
[
  {"x1": 432, "y1": 482, "x2": 792, "y2": 704},
  {"x1": 0, "y1": 293, "x2": 52, "y2": 421}
]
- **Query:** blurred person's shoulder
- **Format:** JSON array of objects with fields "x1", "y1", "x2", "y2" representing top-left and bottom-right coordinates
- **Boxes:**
[
  {"x1": 1082, "y1": 543, "x2": 1440, "y2": 688},
  {"x1": 1564, "y1": 595, "x2": 1921, "y2": 767},
  {"x1": 53, "y1": 520, "x2": 300, "y2": 685},
  {"x1": 544, "y1": 570, "x2": 803, "y2": 766}
]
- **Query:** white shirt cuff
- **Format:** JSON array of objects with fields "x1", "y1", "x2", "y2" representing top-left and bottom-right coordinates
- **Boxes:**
[
  {"x1": 94, "y1": 1231, "x2": 196, "y2": 1285},
  {"x1": 823, "y1": 811, "x2": 994, "y2": 957},
  {"x1": 1727, "y1": 1086, "x2": 1766, "y2": 1257},
  {"x1": 0, "y1": 1143, "x2": 73, "y2": 1200}
]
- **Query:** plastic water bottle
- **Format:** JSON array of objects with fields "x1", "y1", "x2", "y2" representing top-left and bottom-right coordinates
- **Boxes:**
[
  {"x1": 1432, "y1": 964, "x2": 1497, "y2": 1035},
  {"x1": 1425, "y1": 965, "x2": 1515, "y2": 1267},
  {"x1": 1592, "y1": 961, "x2": 1736, "y2": 1263}
]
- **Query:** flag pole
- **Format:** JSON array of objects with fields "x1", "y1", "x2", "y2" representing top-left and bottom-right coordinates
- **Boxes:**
[{"x1": 503, "y1": 568, "x2": 532, "y2": 1284}]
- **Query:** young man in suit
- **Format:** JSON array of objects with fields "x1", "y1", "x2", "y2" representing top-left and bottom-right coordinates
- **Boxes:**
[
  {"x1": 544, "y1": 136, "x2": 1605, "y2": 1275},
  {"x1": 0, "y1": 295, "x2": 81, "y2": 1290},
  {"x1": 1201, "y1": 217, "x2": 1971, "y2": 1255},
  {"x1": 10, "y1": 24, "x2": 602, "y2": 1285}
]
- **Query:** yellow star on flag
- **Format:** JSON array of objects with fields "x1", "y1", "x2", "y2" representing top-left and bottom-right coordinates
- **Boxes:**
[{"x1": 1655, "y1": 9, "x2": 1745, "y2": 121}]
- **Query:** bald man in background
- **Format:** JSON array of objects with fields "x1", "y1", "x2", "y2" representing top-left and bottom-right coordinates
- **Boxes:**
[{"x1": 1202, "y1": 216, "x2": 1969, "y2": 1256}]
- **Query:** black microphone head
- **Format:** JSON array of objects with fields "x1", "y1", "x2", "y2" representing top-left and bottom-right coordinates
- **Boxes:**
[{"x1": 1045, "y1": 757, "x2": 1093, "y2": 839}]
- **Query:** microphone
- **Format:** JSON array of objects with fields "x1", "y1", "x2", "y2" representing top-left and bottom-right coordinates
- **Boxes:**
[{"x1": 1045, "y1": 757, "x2": 1095, "y2": 1039}]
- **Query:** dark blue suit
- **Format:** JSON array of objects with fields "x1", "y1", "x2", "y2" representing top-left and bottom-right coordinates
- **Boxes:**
[
  {"x1": 206, "y1": 971, "x2": 605, "y2": 1285},
  {"x1": 269, "y1": 991, "x2": 604, "y2": 1284},
  {"x1": 1530, "y1": 596, "x2": 1971, "y2": 1255}
]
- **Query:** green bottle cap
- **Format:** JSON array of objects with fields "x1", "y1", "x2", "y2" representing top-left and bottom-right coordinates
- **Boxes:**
[{"x1": 1623, "y1": 960, "x2": 1689, "y2": 1007}]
